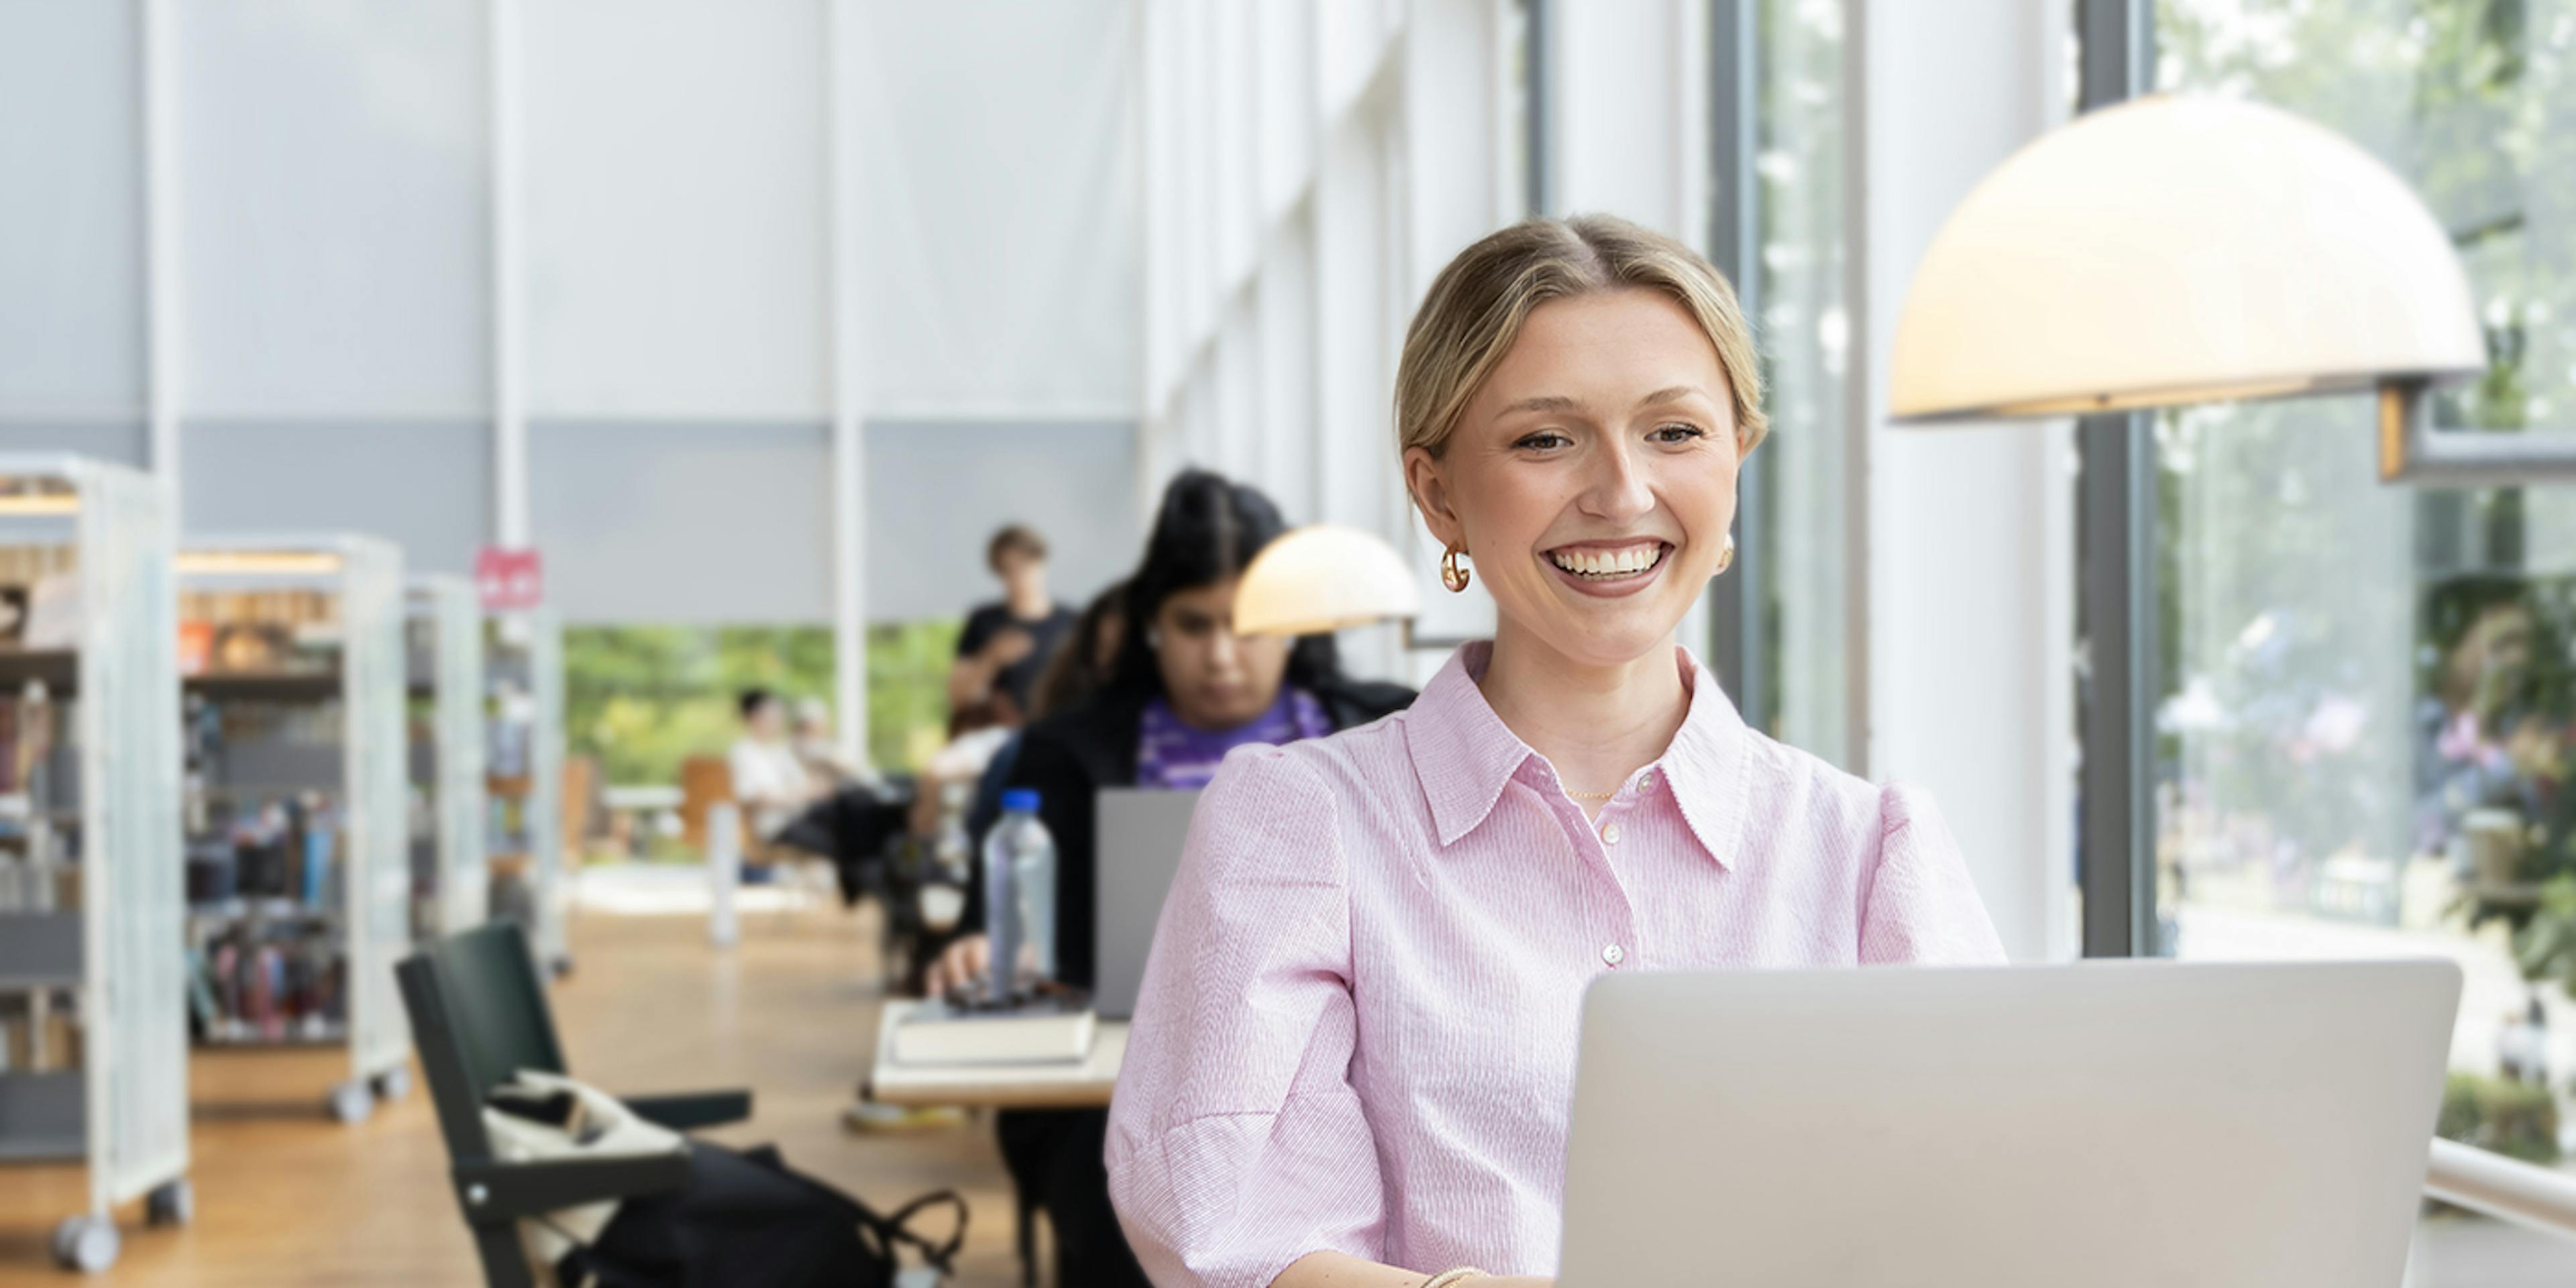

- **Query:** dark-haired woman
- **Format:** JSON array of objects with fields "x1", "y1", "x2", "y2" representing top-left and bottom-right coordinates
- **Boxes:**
[{"x1": 926, "y1": 469, "x2": 1413, "y2": 1288}]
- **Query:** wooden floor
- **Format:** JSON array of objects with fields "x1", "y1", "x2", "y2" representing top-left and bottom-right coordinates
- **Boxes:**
[{"x1": 0, "y1": 906, "x2": 1026, "y2": 1286}]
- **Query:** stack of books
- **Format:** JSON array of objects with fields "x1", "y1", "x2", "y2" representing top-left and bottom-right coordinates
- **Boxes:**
[{"x1": 890, "y1": 998, "x2": 1095, "y2": 1067}]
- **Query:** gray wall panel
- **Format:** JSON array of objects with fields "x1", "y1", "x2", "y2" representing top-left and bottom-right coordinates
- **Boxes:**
[
  {"x1": 182, "y1": 420, "x2": 490, "y2": 575},
  {"x1": 866, "y1": 421, "x2": 1137, "y2": 624},
  {"x1": 0, "y1": 423, "x2": 148, "y2": 468},
  {"x1": 531, "y1": 421, "x2": 832, "y2": 625}
]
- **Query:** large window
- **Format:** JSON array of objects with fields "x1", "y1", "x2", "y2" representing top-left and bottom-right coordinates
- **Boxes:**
[
  {"x1": 1746, "y1": 0, "x2": 1854, "y2": 767},
  {"x1": 2150, "y1": 0, "x2": 2576, "y2": 1277},
  {"x1": 564, "y1": 623, "x2": 841, "y2": 788},
  {"x1": 1504, "y1": 0, "x2": 1539, "y2": 221}
]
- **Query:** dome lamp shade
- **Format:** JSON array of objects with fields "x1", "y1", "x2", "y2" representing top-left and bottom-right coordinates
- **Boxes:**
[
  {"x1": 1888, "y1": 95, "x2": 2483, "y2": 427},
  {"x1": 1233, "y1": 525, "x2": 1422, "y2": 637}
]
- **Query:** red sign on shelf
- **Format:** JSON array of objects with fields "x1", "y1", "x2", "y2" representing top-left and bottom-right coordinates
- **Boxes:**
[{"x1": 475, "y1": 547, "x2": 544, "y2": 612}]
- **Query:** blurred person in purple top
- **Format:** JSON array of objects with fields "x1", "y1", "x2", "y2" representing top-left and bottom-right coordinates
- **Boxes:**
[
  {"x1": 1135, "y1": 681, "x2": 1334, "y2": 789},
  {"x1": 1106, "y1": 215, "x2": 2006, "y2": 1288},
  {"x1": 926, "y1": 469, "x2": 1413, "y2": 1288}
]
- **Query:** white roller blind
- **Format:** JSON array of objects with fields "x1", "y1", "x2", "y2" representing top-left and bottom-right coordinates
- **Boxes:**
[
  {"x1": 174, "y1": 0, "x2": 491, "y2": 419},
  {"x1": 522, "y1": 0, "x2": 828, "y2": 421},
  {"x1": 0, "y1": 1, "x2": 144, "y2": 418},
  {"x1": 851, "y1": 0, "x2": 1142, "y2": 420}
]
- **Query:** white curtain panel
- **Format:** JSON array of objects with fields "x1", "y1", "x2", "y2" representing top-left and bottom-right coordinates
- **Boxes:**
[
  {"x1": 850, "y1": 0, "x2": 1143, "y2": 421},
  {"x1": 523, "y1": 0, "x2": 829, "y2": 421},
  {"x1": 0, "y1": 1, "x2": 145, "y2": 419},
  {"x1": 174, "y1": 0, "x2": 492, "y2": 419}
]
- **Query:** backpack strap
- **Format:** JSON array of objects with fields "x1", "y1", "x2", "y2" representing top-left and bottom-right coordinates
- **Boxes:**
[{"x1": 878, "y1": 1190, "x2": 970, "y2": 1272}]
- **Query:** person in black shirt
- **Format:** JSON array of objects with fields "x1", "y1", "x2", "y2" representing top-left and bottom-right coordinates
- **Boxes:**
[{"x1": 949, "y1": 524, "x2": 1077, "y2": 722}]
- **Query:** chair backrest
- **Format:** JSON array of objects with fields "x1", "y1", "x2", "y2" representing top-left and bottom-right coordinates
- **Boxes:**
[
  {"x1": 396, "y1": 922, "x2": 570, "y2": 1164},
  {"x1": 677, "y1": 754, "x2": 738, "y2": 852},
  {"x1": 561, "y1": 754, "x2": 599, "y2": 854}
]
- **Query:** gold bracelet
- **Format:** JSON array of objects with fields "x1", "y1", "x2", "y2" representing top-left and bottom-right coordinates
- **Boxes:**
[{"x1": 1421, "y1": 1270, "x2": 1487, "y2": 1288}]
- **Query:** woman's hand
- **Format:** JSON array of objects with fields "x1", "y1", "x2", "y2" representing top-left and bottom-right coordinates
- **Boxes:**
[
  {"x1": 1270, "y1": 1252, "x2": 1554, "y2": 1287},
  {"x1": 925, "y1": 933, "x2": 1044, "y2": 998},
  {"x1": 924, "y1": 934, "x2": 990, "y2": 998}
]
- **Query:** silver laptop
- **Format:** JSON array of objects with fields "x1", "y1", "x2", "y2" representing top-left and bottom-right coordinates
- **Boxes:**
[
  {"x1": 1559, "y1": 960, "x2": 2460, "y2": 1288},
  {"x1": 1091, "y1": 788, "x2": 1201, "y2": 1019}
]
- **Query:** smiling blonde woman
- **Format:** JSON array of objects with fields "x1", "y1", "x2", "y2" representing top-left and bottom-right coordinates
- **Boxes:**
[{"x1": 1105, "y1": 215, "x2": 2005, "y2": 1288}]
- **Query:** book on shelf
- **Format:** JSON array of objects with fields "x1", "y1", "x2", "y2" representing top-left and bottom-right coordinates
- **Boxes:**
[
  {"x1": 22, "y1": 572, "x2": 76, "y2": 651},
  {"x1": 178, "y1": 619, "x2": 213, "y2": 675},
  {"x1": 189, "y1": 918, "x2": 347, "y2": 1042},
  {"x1": 890, "y1": 998, "x2": 1096, "y2": 1067}
]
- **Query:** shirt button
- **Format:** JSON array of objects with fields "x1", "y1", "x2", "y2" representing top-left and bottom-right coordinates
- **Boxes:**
[
  {"x1": 1603, "y1": 943, "x2": 1626, "y2": 967},
  {"x1": 1601, "y1": 821, "x2": 1622, "y2": 845},
  {"x1": 1635, "y1": 771, "x2": 1656, "y2": 793}
]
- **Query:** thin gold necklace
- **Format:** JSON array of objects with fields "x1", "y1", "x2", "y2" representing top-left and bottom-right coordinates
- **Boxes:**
[{"x1": 1566, "y1": 788, "x2": 1617, "y2": 801}]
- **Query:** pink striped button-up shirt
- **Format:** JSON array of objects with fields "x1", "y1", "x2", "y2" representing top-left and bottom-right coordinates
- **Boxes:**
[{"x1": 1105, "y1": 643, "x2": 2005, "y2": 1287}]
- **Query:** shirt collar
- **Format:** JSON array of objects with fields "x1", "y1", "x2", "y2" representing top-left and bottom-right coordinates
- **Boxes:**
[{"x1": 1405, "y1": 641, "x2": 1750, "y2": 867}]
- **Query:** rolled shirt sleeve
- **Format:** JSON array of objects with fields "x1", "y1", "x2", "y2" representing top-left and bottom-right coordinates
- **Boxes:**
[
  {"x1": 1859, "y1": 782, "x2": 2010, "y2": 965},
  {"x1": 1107, "y1": 744, "x2": 1386, "y2": 1288}
]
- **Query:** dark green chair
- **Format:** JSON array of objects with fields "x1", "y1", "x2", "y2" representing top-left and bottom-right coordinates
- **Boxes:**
[{"x1": 396, "y1": 922, "x2": 753, "y2": 1288}]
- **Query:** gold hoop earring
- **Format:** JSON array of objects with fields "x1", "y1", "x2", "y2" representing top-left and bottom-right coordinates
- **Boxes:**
[
  {"x1": 1440, "y1": 545, "x2": 1472, "y2": 594},
  {"x1": 1716, "y1": 535, "x2": 1737, "y2": 575}
]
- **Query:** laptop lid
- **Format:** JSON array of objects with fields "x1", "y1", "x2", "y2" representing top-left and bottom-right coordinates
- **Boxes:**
[
  {"x1": 1091, "y1": 788, "x2": 1201, "y2": 1020},
  {"x1": 1558, "y1": 960, "x2": 2459, "y2": 1288}
]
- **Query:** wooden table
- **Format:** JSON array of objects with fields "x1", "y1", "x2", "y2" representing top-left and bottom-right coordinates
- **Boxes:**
[{"x1": 863, "y1": 1000, "x2": 1127, "y2": 1110}]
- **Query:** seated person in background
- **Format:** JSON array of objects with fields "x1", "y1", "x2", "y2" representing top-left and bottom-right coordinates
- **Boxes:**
[
  {"x1": 2416, "y1": 575, "x2": 2559, "y2": 864},
  {"x1": 906, "y1": 700, "x2": 1015, "y2": 841},
  {"x1": 727, "y1": 688, "x2": 822, "y2": 846},
  {"x1": 768, "y1": 696, "x2": 910, "y2": 908},
  {"x1": 791, "y1": 696, "x2": 872, "y2": 792},
  {"x1": 924, "y1": 469, "x2": 1414, "y2": 1288},
  {"x1": 950, "y1": 523, "x2": 1079, "y2": 724}
]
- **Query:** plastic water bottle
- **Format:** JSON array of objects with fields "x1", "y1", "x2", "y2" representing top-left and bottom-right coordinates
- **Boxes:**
[
  {"x1": 980, "y1": 790, "x2": 1057, "y2": 1004},
  {"x1": 1012, "y1": 798, "x2": 1059, "y2": 986}
]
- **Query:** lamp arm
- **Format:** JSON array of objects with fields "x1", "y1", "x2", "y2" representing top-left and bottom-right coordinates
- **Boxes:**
[
  {"x1": 2379, "y1": 379, "x2": 2576, "y2": 487},
  {"x1": 2426, "y1": 1137, "x2": 2576, "y2": 1242}
]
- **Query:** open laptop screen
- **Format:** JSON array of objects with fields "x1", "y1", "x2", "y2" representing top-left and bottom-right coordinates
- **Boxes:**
[{"x1": 1091, "y1": 788, "x2": 1202, "y2": 1020}]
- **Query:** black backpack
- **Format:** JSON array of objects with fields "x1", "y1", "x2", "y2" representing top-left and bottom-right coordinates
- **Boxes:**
[{"x1": 561, "y1": 1142, "x2": 965, "y2": 1288}]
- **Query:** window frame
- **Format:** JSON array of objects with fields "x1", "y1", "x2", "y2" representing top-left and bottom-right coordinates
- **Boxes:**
[
  {"x1": 2074, "y1": 0, "x2": 2161, "y2": 959},
  {"x1": 1706, "y1": 0, "x2": 1766, "y2": 729}
]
